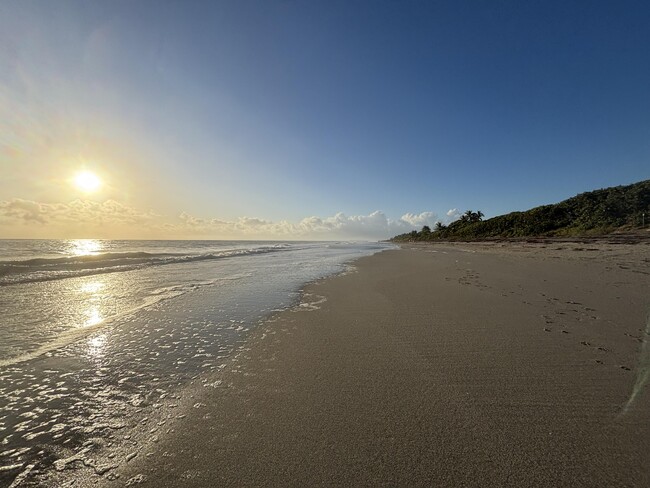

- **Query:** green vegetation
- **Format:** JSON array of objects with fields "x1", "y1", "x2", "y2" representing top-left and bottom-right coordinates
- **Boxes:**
[{"x1": 392, "y1": 179, "x2": 650, "y2": 241}]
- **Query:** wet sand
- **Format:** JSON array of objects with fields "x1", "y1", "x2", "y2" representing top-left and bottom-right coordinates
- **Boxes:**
[{"x1": 98, "y1": 242, "x2": 650, "y2": 487}]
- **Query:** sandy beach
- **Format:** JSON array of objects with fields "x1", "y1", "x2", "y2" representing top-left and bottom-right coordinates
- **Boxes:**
[{"x1": 92, "y1": 241, "x2": 650, "y2": 487}]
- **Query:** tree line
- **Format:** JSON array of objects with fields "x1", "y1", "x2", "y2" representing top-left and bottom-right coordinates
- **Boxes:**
[{"x1": 391, "y1": 179, "x2": 650, "y2": 241}]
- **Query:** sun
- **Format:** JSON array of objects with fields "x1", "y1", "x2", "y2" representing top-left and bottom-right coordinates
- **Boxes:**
[{"x1": 74, "y1": 171, "x2": 102, "y2": 193}]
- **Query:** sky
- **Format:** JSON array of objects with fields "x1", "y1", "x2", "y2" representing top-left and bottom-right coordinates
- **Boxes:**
[{"x1": 1, "y1": 0, "x2": 649, "y2": 240}]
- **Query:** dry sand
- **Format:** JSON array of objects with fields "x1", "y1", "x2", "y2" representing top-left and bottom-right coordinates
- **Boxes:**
[{"x1": 98, "y1": 242, "x2": 650, "y2": 487}]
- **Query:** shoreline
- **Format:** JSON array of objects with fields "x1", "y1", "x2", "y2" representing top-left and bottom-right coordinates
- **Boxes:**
[
  {"x1": 1, "y1": 243, "x2": 391, "y2": 488},
  {"x1": 87, "y1": 243, "x2": 649, "y2": 486}
]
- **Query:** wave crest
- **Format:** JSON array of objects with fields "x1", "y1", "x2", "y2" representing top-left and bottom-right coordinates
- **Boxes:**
[{"x1": 0, "y1": 246, "x2": 291, "y2": 286}]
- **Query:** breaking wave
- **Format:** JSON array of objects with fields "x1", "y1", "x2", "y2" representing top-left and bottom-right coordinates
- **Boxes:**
[{"x1": 0, "y1": 245, "x2": 291, "y2": 286}]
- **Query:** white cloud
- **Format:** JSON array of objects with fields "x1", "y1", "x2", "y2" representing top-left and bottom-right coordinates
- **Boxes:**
[
  {"x1": 399, "y1": 211, "x2": 438, "y2": 227},
  {"x1": 0, "y1": 198, "x2": 160, "y2": 238},
  {"x1": 173, "y1": 209, "x2": 439, "y2": 239},
  {"x1": 446, "y1": 208, "x2": 462, "y2": 221},
  {"x1": 0, "y1": 198, "x2": 445, "y2": 240},
  {"x1": 0, "y1": 198, "x2": 157, "y2": 225},
  {"x1": 0, "y1": 199, "x2": 49, "y2": 223}
]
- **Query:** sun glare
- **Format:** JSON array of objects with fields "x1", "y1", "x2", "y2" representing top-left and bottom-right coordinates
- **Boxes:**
[
  {"x1": 74, "y1": 171, "x2": 101, "y2": 193},
  {"x1": 68, "y1": 239, "x2": 103, "y2": 256}
]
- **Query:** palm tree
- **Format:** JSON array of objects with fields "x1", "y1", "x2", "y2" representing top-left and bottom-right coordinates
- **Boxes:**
[{"x1": 459, "y1": 210, "x2": 485, "y2": 223}]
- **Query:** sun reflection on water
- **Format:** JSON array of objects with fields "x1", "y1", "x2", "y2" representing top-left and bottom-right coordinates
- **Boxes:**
[
  {"x1": 84, "y1": 307, "x2": 103, "y2": 327},
  {"x1": 80, "y1": 281, "x2": 105, "y2": 294},
  {"x1": 67, "y1": 239, "x2": 103, "y2": 256},
  {"x1": 77, "y1": 280, "x2": 107, "y2": 327},
  {"x1": 87, "y1": 334, "x2": 107, "y2": 360}
]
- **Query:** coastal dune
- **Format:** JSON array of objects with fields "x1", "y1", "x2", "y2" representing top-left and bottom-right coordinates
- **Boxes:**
[{"x1": 104, "y1": 243, "x2": 650, "y2": 487}]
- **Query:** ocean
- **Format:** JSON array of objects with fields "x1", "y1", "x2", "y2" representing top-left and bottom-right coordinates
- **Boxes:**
[{"x1": 0, "y1": 239, "x2": 394, "y2": 485}]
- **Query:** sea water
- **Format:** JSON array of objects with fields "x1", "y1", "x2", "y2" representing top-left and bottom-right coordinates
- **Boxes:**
[{"x1": 0, "y1": 239, "x2": 393, "y2": 485}]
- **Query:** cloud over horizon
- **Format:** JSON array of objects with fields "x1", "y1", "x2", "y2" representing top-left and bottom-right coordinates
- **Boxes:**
[
  {"x1": 0, "y1": 198, "x2": 457, "y2": 240},
  {"x1": 0, "y1": 199, "x2": 158, "y2": 225},
  {"x1": 174, "y1": 208, "x2": 442, "y2": 239}
]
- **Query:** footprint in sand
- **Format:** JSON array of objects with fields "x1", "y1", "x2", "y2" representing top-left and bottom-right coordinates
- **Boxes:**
[{"x1": 624, "y1": 332, "x2": 644, "y2": 343}]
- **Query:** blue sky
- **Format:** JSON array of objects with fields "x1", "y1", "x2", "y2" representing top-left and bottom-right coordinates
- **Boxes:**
[{"x1": 1, "y1": 0, "x2": 649, "y2": 239}]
